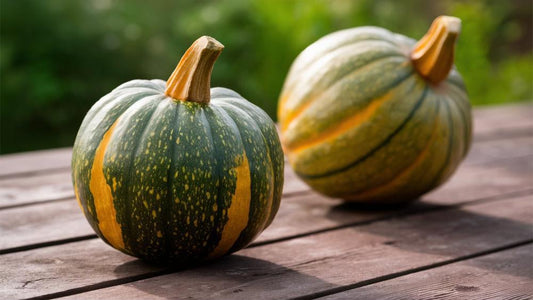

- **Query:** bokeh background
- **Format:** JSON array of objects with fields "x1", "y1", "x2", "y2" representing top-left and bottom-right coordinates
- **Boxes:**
[{"x1": 1, "y1": 0, "x2": 531, "y2": 154}]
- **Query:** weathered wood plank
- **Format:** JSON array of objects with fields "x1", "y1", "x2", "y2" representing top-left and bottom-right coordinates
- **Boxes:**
[
  {"x1": 1, "y1": 194, "x2": 531, "y2": 299},
  {"x1": 66, "y1": 195, "x2": 533, "y2": 300},
  {"x1": 0, "y1": 200, "x2": 93, "y2": 253},
  {"x1": 319, "y1": 244, "x2": 533, "y2": 300},
  {"x1": 279, "y1": 163, "x2": 309, "y2": 196},
  {"x1": 473, "y1": 103, "x2": 533, "y2": 141},
  {"x1": 423, "y1": 153, "x2": 533, "y2": 206},
  {"x1": 463, "y1": 135, "x2": 533, "y2": 166},
  {"x1": 0, "y1": 172, "x2": 73, "y2": 209},
  {"x1": 0, "y1": 148, "x2": 71, "y2": 178},
  {"x1": 0, "y1": 239, "x2": 162, "y2": 300}
]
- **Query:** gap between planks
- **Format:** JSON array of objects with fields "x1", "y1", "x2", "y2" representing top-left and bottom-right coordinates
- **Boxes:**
[
  {"x1": 0, "y1": 196, "x2": 74, "y2": 210},
  {"x1": 291, "y1": 240, "x2": 533, "y2": 300},
  {"x1": 0, "y1": 166, "x2": 71, "y2": 181},
  {"x1": 249, "y1": 187, "x2": 533, "y2": 248},
  {"x1": 25, "y1": 240, "x2": 533, "y2": 300},
  {"x1": 315, "y1": 243, "x2": 533, "y2": 300}
]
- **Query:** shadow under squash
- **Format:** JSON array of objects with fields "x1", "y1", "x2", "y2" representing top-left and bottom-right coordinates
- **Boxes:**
[
  {"x1": 326, "y1": 197, "x2": 533, "y2": 279},
  {"x1": 114, "y1": 254, "x2": 335, "y2": 299}
]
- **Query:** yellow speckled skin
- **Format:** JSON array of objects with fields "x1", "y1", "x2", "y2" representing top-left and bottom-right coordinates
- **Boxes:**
[
  {"x1": 278, "y1": 26, "x2": 471, "y2": 203},
  {"x1": 72, "y1": 83, "x2": 283, "y2": 263}
]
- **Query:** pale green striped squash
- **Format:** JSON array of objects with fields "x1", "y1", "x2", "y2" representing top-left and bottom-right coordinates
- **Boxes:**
[{"x1": 278, "y1": 16, "x2": 471, "y2": 203}]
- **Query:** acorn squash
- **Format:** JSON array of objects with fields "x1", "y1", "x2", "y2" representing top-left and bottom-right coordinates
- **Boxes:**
[{"x1": 72, "y1": 36, "x2": 284, "y2": 263}]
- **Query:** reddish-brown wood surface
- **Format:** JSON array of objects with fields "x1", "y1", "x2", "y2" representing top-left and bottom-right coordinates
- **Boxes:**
[
  {"x1": 319, "y1": 244, "x2": 533, "y2": 300},
  {"x1": 0, "y1": 104, "x2": 532, "y2": 300}
]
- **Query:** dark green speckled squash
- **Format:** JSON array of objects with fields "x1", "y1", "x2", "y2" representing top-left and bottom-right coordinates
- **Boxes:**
[
  {"x1": 72, "y1": 36, "x2": 284, "y2": 263},
  {"x1": 278, "y1": 16, "x2": 471, "y2": 203}
]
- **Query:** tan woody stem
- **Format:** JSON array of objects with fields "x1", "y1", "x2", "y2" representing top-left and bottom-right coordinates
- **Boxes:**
[
  {"x1": 165, "y1": 36, "x2": 224, "y2": 104},
  {"x1": 411, "y1": 16, "x2": 461, "y2": 84}
]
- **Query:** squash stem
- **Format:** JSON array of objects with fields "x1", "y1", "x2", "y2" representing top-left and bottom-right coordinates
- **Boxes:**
[
  {"x1": 165, "y1": 36, "x2": 224, "y2": 104},
  {"x1": 411, "y1": 16, "x2": 461, "y2": 85}
]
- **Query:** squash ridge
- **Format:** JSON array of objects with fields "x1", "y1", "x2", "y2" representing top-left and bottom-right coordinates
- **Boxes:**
[
  {"x1": 207, "y1": 105, "x2": 251, "y2": 258},
  {"x1": 161, "y1": 100, "x2": 181, "y2": 260},
  {"x1": 198, "y1": 106, "x2": 224, "y2": 257},
  {"x1": 287, "y1": 71, "x2": 414, "y2": 153},
  {"x1": 119, "y1": 97, "x2": 162, "y2": 253},
  {"x1": 443, "y1": 83, "x2": 471, "y2": 157},
  {"x1": 288, "y1": 33, "x2": 403, "y2": 78},
  {"x1": 220, "y1": 103, "x2": 275, "y2": 236},
  {"x1": 429, "y1": 97, "x2": 455, "y2": 189},
  {"x1": 215, "y1": 97, "x2": 283, "y2": 228},
  {"x1": 282, "y1": 54, "x2": 405, "y2": 132},
  {"x1": 241, "y1": 109, "x2": 276, "y2": 231},
  {"x1": 296, "y1": 86, "x2": 429, "y2": 179},
  {"x1": 345, "y1": 99, "x2": 441, "y2": 200}
]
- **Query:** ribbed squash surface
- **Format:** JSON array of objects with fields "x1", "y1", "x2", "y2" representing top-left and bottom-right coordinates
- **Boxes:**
[
  {"x1": 278, "y1": 25, "x2": 471, "y2": 203},
  {"x1": 72, "y1": 82, "x2": 284, "y2": 263}
]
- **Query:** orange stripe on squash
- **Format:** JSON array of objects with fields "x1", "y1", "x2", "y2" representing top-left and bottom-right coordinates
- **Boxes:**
[
  {"x1": 90, "y1": 120, "x2": 126, "y2": 251},
  {"x1": 209, "y1": 153, "x2": 251, "y2": 258},
  {"x1": 287, "y1": 90, "x2": 394, "y2": 153},
  {"x1": 345, "y1": 107, "x2": 441, "y2": 201},
  {"x1": 280, "y1": 99, "x2": 314, "y2": 132}
]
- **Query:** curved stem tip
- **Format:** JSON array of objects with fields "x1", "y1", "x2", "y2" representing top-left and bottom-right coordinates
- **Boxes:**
[
  {"x1": 411, "y1": 16, "x2": 461, "y2": 84},
  {"x1": 165, "y1": 36, "x2": 224, "y2": 104}
]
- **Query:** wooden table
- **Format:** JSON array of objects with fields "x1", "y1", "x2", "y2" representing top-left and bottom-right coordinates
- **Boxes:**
[{"x1": 1, "y1": 104, "x2": 532, "y2": 300}]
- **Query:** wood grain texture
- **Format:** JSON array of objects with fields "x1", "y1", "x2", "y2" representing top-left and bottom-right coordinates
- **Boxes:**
[
  {"x1": 463, "y1": 135, "x2": 533, "y2": 166},
  {"x1": 1, "y1": 194, "x2": 531, "y2": 299},
  {"x1": 423, "y1": 151, "x2": 533, "y2": 206},
  {"x1": 0, "y1": 147, "x2": 71, "y2": 178},
  {"x1": 0, "y1": 171, "x2": 73, "y2": 209},
  {"x1": 473, "y1": 103, "x2": 533, "y2": 141},
  {"x1": 319, "y1": 244, "x2": 533, "y2": 300},
  {"x1": 0, "y1": 200, "x2": 93, "y2": 253}
]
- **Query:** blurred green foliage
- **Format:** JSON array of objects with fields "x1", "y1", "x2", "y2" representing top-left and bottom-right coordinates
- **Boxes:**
[{"x1": 1, "y1": 0, "x2": 531, "y2": 153}]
